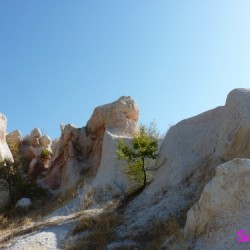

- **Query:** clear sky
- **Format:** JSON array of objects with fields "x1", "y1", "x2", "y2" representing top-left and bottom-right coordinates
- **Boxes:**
[{"x1": 1, "y1": 1, "x2": 250, "y2": 139}]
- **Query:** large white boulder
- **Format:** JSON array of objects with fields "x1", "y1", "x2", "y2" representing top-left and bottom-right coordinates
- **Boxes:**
[
  {"x1": 184, "y1": 159, "x2": 250, "y2": 250},
  {"x1": 0, "y1": 113, "x2": 13, "y2": 162},
  {"x1": 92, "y1": 129, "x2": 138, "y2": 198},
  {"x1": 86, "y1": 96, "x2": 139, "y2": 134}
]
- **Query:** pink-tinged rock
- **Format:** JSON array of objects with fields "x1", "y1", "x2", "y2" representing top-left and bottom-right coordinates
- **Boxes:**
[{"x1": 45, "y1": 96, "x2": 139, "y2": 191}]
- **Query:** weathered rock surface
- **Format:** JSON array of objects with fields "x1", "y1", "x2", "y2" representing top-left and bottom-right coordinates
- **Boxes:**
[
  {"x1": 45, "y1": 96, "x2": 139, "y2": 191},
  {"x1": 116, "y1": 88, "x2": 250, "y2": 244},
  {"x1": 147, "y1": 88, "x2": 250, "y2": 195},
  {"x1": 6, "y1": 130, "x2": 22, "y2": 146},
  {"x1": 184, "y1": 159, "x2": 250, "y2": 250},
  {"x1": 0, "y1": 113, "x2": 13, "y2": 162},
  {"x1": 22, "y1": 128, "x2": 52, "y2": 179},
  {"x1": 0, "y1": 114, "x2": 13, "y2": 208}
]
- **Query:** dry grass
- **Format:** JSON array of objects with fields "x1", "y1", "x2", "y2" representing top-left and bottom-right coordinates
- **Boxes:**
[
  {"x1": 0, "y1": 182, "x2": 85, "y2": 235},
  {"x1": 82, "y1": 187, "x2": 95, "y2": 209},
  {"x1": 65, "y1": 211, "x2": 122, "y2": 250},
  {"x1": 128, "y1": 214, "x2": 189, "y2": 250}
]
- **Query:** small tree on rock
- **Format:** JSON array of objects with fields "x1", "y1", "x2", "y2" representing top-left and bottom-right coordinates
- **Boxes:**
[{"x1": 116, "y1": 123, "x2": 158, "y2": 188}]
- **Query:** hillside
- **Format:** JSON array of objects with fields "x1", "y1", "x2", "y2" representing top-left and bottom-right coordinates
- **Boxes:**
[{"x1": 1, "y1": 88, "x2": 250, "y2": 249}]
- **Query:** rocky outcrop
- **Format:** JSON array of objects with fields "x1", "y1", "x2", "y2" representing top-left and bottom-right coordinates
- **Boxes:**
[
  {"x1": 23, "y1": 128, "x2": 52, "y2": 179},
  {"x1": 45, "y1": 96, "x2": 139, "y2": 191},
  {"x1": 7, "y1": 128, "x2": 52, "y2": 179},
  {"x1": 0, "y1": 114, "x2": 13, "y2": 208},
  {"x1": 116, "y1": 88, "x2": 250, "y2": 244},
  {"x1": 147, "y1": 88, "x2": 250, "y2": 195},
  {"x1": 6, "y1": 130, "x2": 22, "y2": 147},
  {"x1": 0, "y1": 113, "x2": 13, "y2": 162},
  {"x1": 184, "y1": 159, "x2": 250, "y2": 250}
]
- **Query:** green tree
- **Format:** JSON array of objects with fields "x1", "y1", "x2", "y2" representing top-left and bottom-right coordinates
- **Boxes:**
[
  {"x1": 116, "y1": 123, "x2": 158, "y2": 188},
  {"x1": 0, "y1": 141, "x2": 50, "y2": 207},
  {"x1": 0, "y1": 142, "x2": 24, "y2": 204},
  {"x1": 0, "y1": 160, "x2": 23, "y2": 204}
]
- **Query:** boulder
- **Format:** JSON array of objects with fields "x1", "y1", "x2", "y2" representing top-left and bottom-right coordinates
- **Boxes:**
[
  {"x1": 39, "y1": 135, "x2": 52, "y2": 148},
  {"x1": 12, "y1": 128, "x2": 52, "y2": 179},
  {"x1": 15, "y1": 198, "x2": 32, "y2": 210},
  {"x1": 30, "y1": 128, "x2": 42, "y2": 140},
  {"x1": 92, "y1": 129, "x2": 142, "y2": 197},
  {"x1": 45, "y1": 96, "x2": 139, "y2": 191},
  {"x1": 184, "y1": 159, "x2": 250, "y2": 250},
  {"x1": 6, "y1": 130, "x2": 22, "y2": 146},
  {"x1": 86, "y1": 96, "x2": 139, "y2": 134},
  {"x1": 0, "y1": 113, "x2": 13, "y2": 162}
]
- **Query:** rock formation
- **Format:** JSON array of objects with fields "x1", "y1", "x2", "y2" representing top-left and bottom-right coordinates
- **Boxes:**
[
  {"x1": 0, "y1": 113, "x2": 13, "y2": 162},
  {"x1": 3, "y1": 89, "x2": 250, "y2": 249},
  {"x1": 184, "y1": 159, "x2": 250, "y2": 250},
  {"x1": 6, "y1": 130, "x2": 22, "y2": 147},
  {"x1": 0, "y1": 113, "x2": 13, "y2": 208},
  {"x1": 6, "y1": 128, "x2": 52, "y2": 179},
  {"x1": 45, "y1": 96, "x2": 139, "y2": 191},
  {"x1": 23, "y1": 128, "x2": 52, "y2": 179},
  {"x1": 147, "y1": 88, "x2": 250, "y2": 195},
  {"x1": 116, "y1": 88, "x2": 250, "y2": 245}
]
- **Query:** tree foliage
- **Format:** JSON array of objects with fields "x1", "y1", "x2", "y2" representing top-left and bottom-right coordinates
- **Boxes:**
[
  {"x1": 0, "y1": 142, "x2": 25, "y2": 204},
  {"x1": 0, "y1": 139, "x2": 50, "y2": 208},
  {"x1": 116, "y1": 123, "x2": 158, "y2": 188}
]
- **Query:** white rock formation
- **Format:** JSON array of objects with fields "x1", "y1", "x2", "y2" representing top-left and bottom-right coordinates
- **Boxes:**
[
  {"x1": 17, "y1": 128, "x2": 52, "y2": 179},
  {"x1": 115, "y1": 88, "x2": 250, "y2": 243},
  {"x1": 86, "y1": 96, "x2": 139, "y2": 135},
  {"x1": 92, "y1": 130, "x2": 135, "y2": 199},
  {"x1": 184, "y1": 158, "x2": 250, "y2": 250},
  {"x1": 0, "y1": 113, "x2": 13, "y2": 162},
  {"x1": 147, "y1": 88, "x2": 250, "y2": 195},
  {"x1": 45, "y1": 96, "x2": 139, "y2": 191}
]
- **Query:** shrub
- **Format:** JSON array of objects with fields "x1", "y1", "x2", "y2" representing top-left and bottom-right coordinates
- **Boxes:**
[{"x1": 116, "y1": 123, "x2": 158, "y2": 188}]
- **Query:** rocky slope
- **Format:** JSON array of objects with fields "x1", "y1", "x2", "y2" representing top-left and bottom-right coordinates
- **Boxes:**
[{"x1": 1, "y1": 89, "x2": 250, "y2": 249}]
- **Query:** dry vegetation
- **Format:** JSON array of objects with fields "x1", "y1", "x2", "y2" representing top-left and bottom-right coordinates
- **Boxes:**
[
  {"x1": 0, "y1": 182, "x2": 85, "y2": 235},
  {"x1": 64, "y1": 211, "x2": 123, "y2": 250}
]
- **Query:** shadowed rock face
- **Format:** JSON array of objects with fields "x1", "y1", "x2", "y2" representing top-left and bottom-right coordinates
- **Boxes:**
[
  {"x1": 0, "y1": 113, "x2": 13, "y2": 162},
  {"x1": 45, "y1": 96, "x2": 139, "y2": 190}
]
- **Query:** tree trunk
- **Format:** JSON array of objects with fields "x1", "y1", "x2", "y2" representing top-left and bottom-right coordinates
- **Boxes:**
[{"x1": 142, "y1": 157, "x2": 146, "y2": 187}]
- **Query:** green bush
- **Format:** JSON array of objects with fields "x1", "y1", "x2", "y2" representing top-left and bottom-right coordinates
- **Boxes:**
[{"x1": 116, "y1": 123, "x2": 158, "y2": 188}]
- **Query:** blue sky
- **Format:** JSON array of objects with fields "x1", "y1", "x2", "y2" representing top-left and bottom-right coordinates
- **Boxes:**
[{"x1": 1, "y1": 1, "x2": 250, "y2": 139}]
